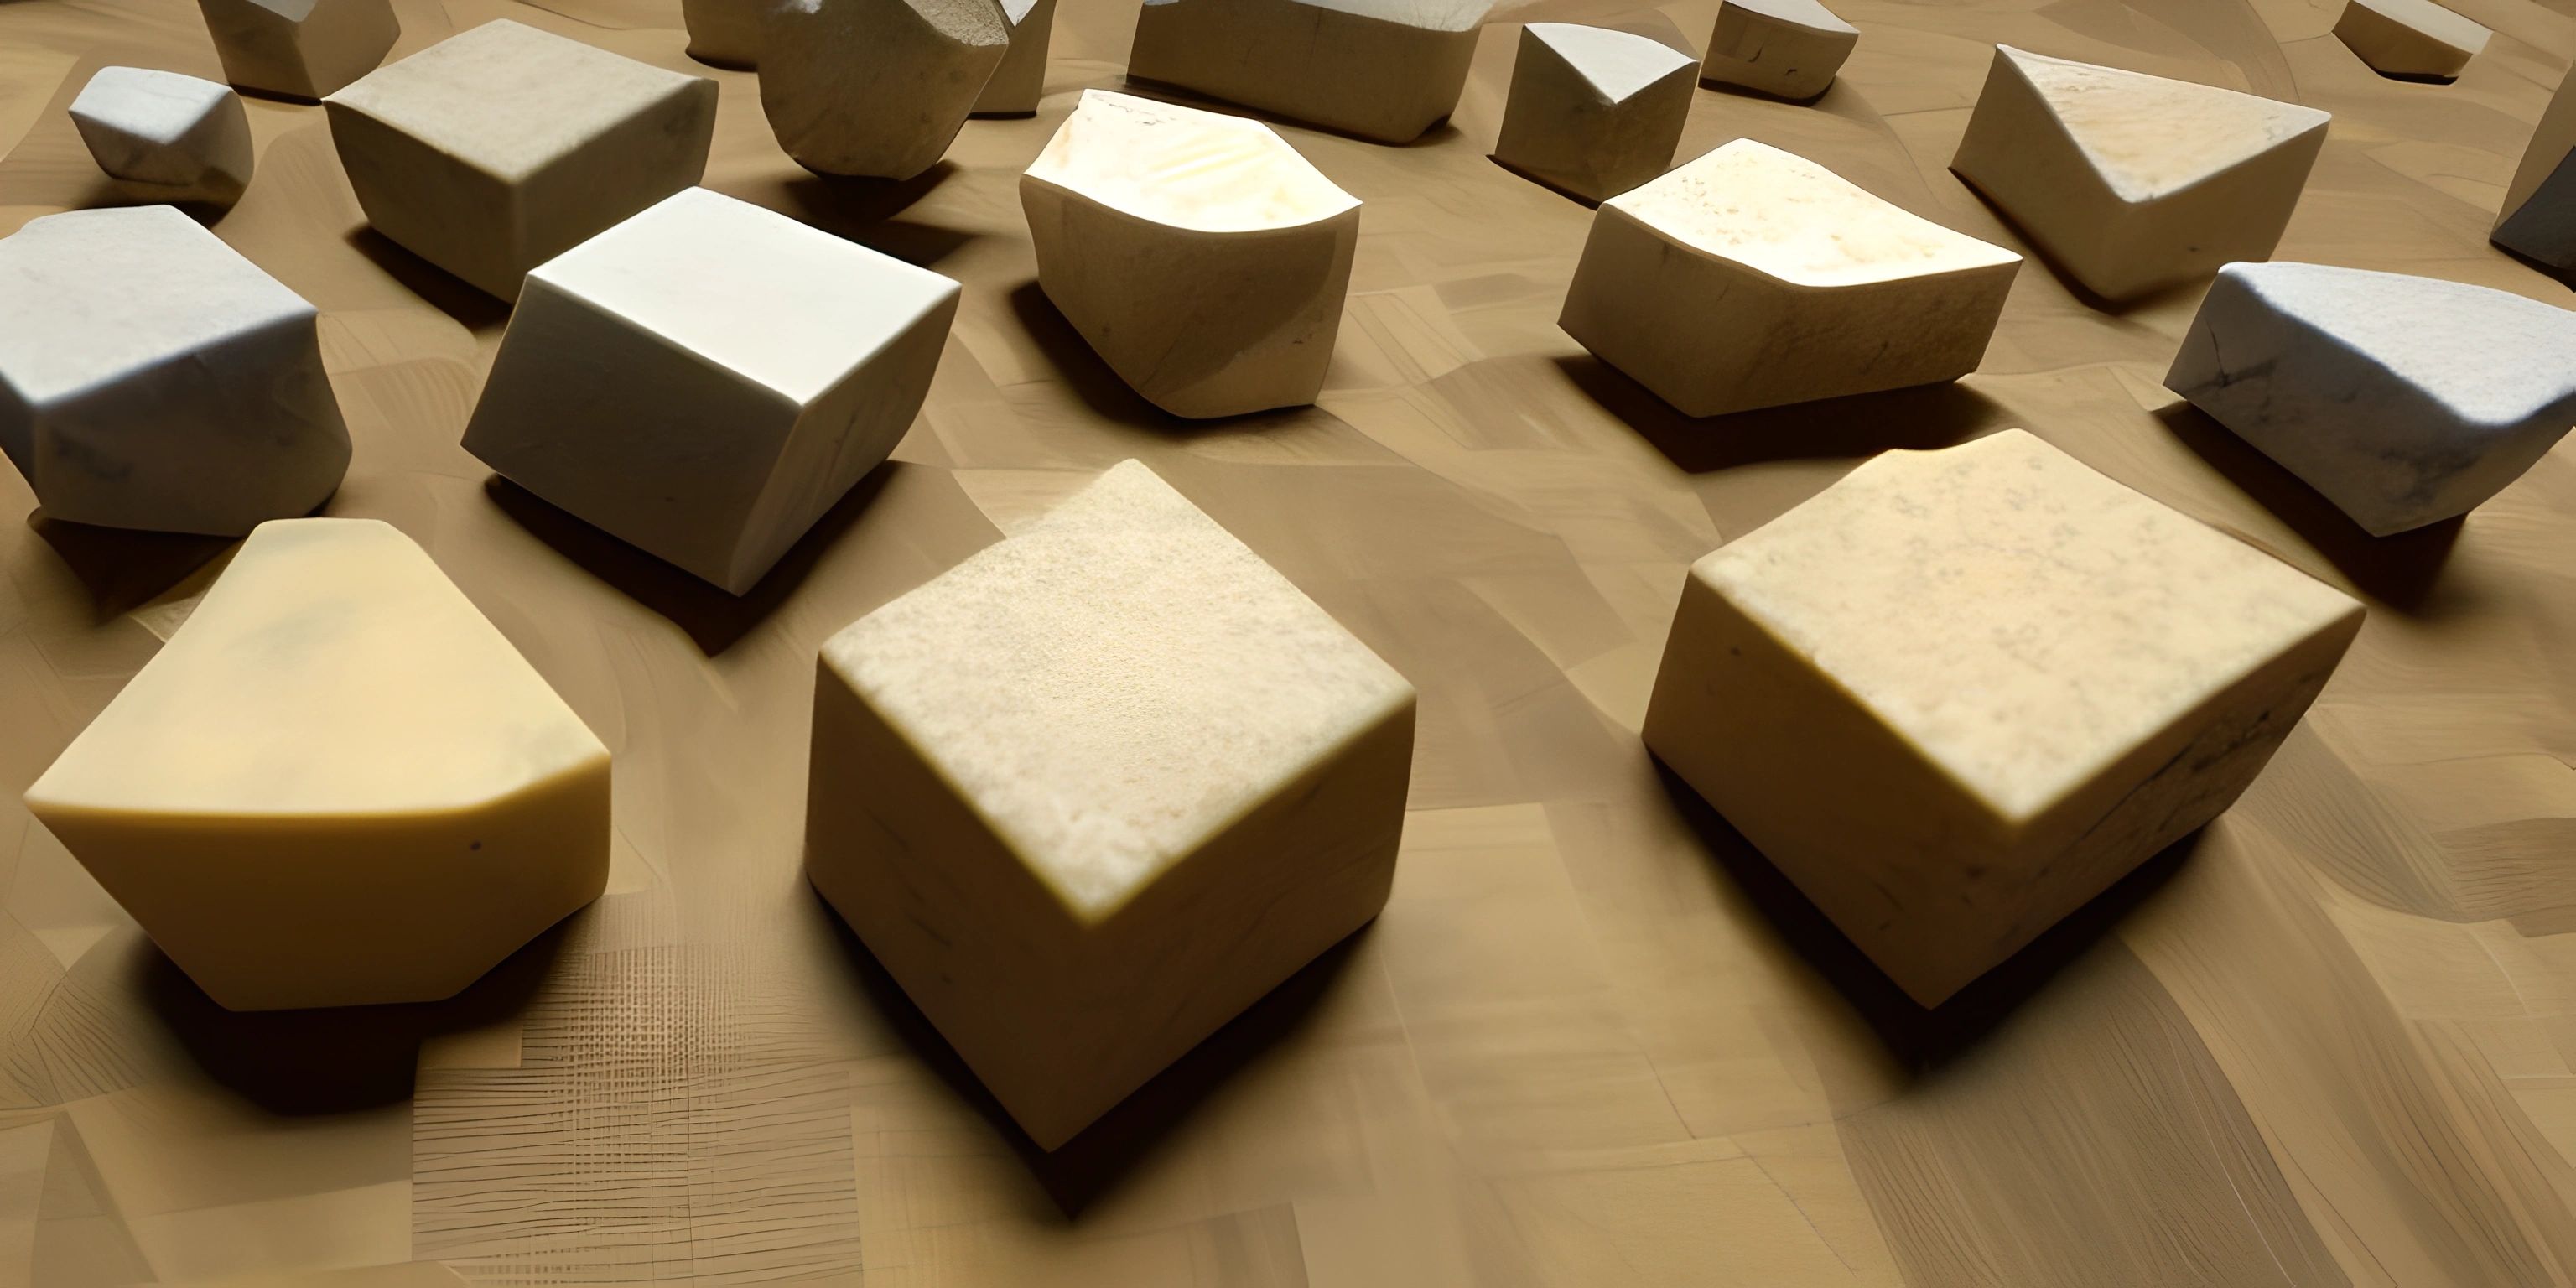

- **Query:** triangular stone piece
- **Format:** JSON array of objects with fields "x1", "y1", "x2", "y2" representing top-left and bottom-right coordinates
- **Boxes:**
[
  {"x1": 971, "y1": 0, "x2": 1057, "y2": 115},
  {"x1": 2496, "y1": 65, "x2": 2576, "y2": 269},
  {"x1": 2335, "y1": 0, "x2": 2488, "y2": 80},
  {"x1": 1494, "y1": 24, "x2": 1696, "y2": 201},
  {"x1": 68, "y1": 67, "x2": 253, "y2": 205},
  {"x1": 1701, "y1": 0, "x2": 1857, "y2": 100}
]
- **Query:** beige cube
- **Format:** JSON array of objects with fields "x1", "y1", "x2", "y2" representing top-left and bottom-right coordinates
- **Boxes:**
[
  {"x1": 760, "y1": 0, "x2": 1009, "y2": 179},
  {"x1": 1493, "y1": 23, "x2": 1696, "y2": 203},
  {"x1": 196, "y1": 0, "x2": 397, "y2": 101},
  {"x1": 2334, "y1": 0, "x2": 2488, "y2": 80},
  {"x1": 1700, "y1": 0, "x2": 1857, "y2": 100},
  {"x1": 1127, "y1": 0, "x2": 1490, "y2": 143}
]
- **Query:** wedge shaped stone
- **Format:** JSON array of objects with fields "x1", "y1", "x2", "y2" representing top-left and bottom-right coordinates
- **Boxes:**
[
  {"x1": 325, "y1": 20, "x2": 717, "y2": 300},
  {"x1": 761, "y1": 0, "x2": 1008, "y2": 179},
  {"x1": 0, "y1": 206, "x2": 348, "y2": 535},
  {"x1": 1494, "y1": 24, "x2": 1696, "y2": 202},
  {"x1": 971, "y1": 0, "x2": 1057, "y2": 115},
  {"x1": 1950, "y1": 45, "x2": 2329, "y2": 301},
  {"x1": 24, "y1": 519, "x2": 611, "y2": 1011},
  {"x1": 465, "y1": 189, "x2": 960, "y2": 595},
  {"x1": 1127, "y1": 0, "x2": 1490, "y2": 143},
  {"x1": 808, "y1": 460, "x2": 1414, "y2": 1150},
  {"x1": 681, "y1": 0, "x2": 766, "y2": 67},
  {"x1": 1644, "y1": 429, "x2": 2363, "y2": 1006},
  {"x1": 2336, "y1": 0, "x2": 2487, "y2": 80},
  {"x1": 1561, "y1": 138, "x2": 2020, "y2": 417},
  {"x1": 1700, "y1": 0, "x2": 1857, "y2": 100},
  {"x1": 2495, "y1": 65, "x2": 2576, "y2": 268},
  {"x1": 1023, "y1": 91, "x2": 1360, "y2": 418},
  {"x1": 69, "y1": 67, "x2": 253, "y2": 205},
  {"x1": 196, "y1": 0, "x2": 397, "y2": 101}
]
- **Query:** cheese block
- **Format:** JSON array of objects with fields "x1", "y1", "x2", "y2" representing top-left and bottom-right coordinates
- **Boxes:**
[
  {"x1": 761, "y1": 0, "x2": 1008, "y2": 179},
  {"x1": 196, "y1": 0, "x2": 397, "y2": 101},
  {"x1": 2334, "y1": 0, "x2": 2488, "y2": 80},
  {"x1": 69, "y1": 67, "x2": 254, "y2": 206},
  {"x1": 971, "y1": 0, "x2": 1057, "y2": 115},
  {"x1": 1126, "y1": 0, "x2": 1490, "y2": 143},
  {"x1": 1700, "y1": 0, "x2": 1857, "y2": 100},
  {"x1": 24, "y1": 519, "x2": 611, "y2": 1011},
  {"x1": 2494, "y1": 64, "x2": 2576, "y2": 269},
  {"x1": 1643, "y1": 430, "x2": 2363, "y2": 1005},
  {"x1": 1493, "y1": 23, "x2": 1697, "y2": 203},
  {"x1": 807, "y1": 460, "x2": 1415, "y2": 1150}
]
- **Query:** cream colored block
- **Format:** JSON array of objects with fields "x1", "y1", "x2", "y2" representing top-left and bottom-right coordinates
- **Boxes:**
[
  {"x1": 971, "y1": 0, "x2": 1056, "y2": 115},
  {"x1": 2334, "y1": 0, "x2": 2487, "y2": 80},
  {"x1": 1950, "y1": 45, "x2": 2329, "y2": 301},
  {"x1": 1127, "y1": 0, "x2": 1490, "y2": 143},
  {"x1": 1700, "y1": 0, "x2": 1857, "y2": 100},
  {"x1": 1643, "y1": 430, "x2": 2363, "y2": 1006},
  {"x1": 2495, "y1": 64, "x2": 2576, "y2": 268},
  {"x1": 196, "y1": 0, "x2": 397, "y2": 101},
  {"x1": 807, "y1": 460, "x2": 1415, "y2": 1149},
  {"x1": 1493, "y1": 24, "x2": 1696, "y2": 202},
  {"x1": 1022, "y1": 90, "x2": 1360, "y2": 418},
  {"x1": 682, "y1": 0, "x2": 766, "y2": 67},
  {"x1": 761, "y1": 0, "x2": 1008, "y2": 179},
  {"x1": 325, "y1": 21, "x2": 717, "y2": 300},
  {"x1": 69, "y1": 67, "x2": 253, "y2": 205},
  {"x1": 24, "y1": 518, "x2": 610, "y2": 1011},
  {"x1": 1559, "y1": 138, "x2": 2020, "y2": 417}
]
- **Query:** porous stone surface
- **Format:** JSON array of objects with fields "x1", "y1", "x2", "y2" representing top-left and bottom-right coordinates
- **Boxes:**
[{"x1": 1493, "y1": 23, "x2": 1697, "y2": 202}]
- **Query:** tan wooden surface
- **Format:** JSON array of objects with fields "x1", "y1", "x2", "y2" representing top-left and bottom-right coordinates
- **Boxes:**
[{"x1": 3, "y1": 0, "x2": 2574, "y2": 1280}]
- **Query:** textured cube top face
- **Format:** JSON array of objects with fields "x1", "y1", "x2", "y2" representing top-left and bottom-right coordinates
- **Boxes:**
[
  {"x1": 1026, "y1": 91, "x2": 1358, "y2": 234},
  {"x1": 70, "y1": 68, "x2": 231, "y2": 145},
  {"x1": 823, "y1": 460, "x2": 1413, "y2": 922},
  {"x1": 2213, "y1": 262, "x2": 2576, "y2": 424},
  {"x1": 1992, "y1": 46, "x2": 2328, "y2": 203},
  {"x1": 1609, "y1": 139, "x2": 2019, "y2": 288},
  {"x1": 1524, "y1": 23, "x2": 1694, "y2": 101},
  {"x1": 1695, "y1": 429, "x2": 2360, "y2": 823}
]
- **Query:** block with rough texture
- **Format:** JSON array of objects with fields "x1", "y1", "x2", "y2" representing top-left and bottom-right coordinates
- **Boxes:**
[
  {"x1": 681, "y1": 0, "x2": 766, "y2": 67},
  {"x1": 465, "y1": 188, "x2": 960, "y2": 595},
  {"x1": 2495, "y1": 65, "x2": 2576, "y2": 268},
  {"x1": 196, "y1": 0, "x2": 397, "y2": 101},
  {"x1": 325, "y1": 20, "x2": 717, "y2": 300},
  {"x1": 2166, "y1": 262, "x2": 2576, "y2": 535},
  {"x1": 807, "y1": 460, "x2": 1415, "y2": 1150},
  {"x1": 1560, "y1": 138, "x2": 2020, "y2": 417},
  {"x1": 1644, "y1": 430, "x2": 2363, "y2": 1006},
  {"x1": 1700, "y1": 0, "x2": 1857, "y2": 100},
  {"x1": 1493, "y1": 23, "x2": 1696, "y2": 203},
  {"x1": 761, "y1": 0, "x2": 1008, "y2": 179},
  {"x1": 69, "y1": 67, "x2": 253, "y2": 205},
  {"x1": 971, "y1": 0, "x2": 1056, "y2": 114},
  {"x1": 1023, "y1": 91, "x2": 1360, "y2": 418},
  {"x1": 1950, "y1": 45, "x2": 2329, "y2": 301},
  {"x1": 0, "y1": 206, "x2": 347, "y2": 535},
  {"x1": 1127, "y1": 0, "x2": 1490, "y2": 143},
  {"x1": 24, "y1": 518, "x2": 611, "y2": 1011},
  {"x1": 2335, "y1": 0, "x2": 2487, "y2": 80}
]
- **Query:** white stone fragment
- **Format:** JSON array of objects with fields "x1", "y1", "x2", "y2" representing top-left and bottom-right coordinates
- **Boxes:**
[
  {"x1": 1700, "y1": 0, "x2": 1857, "y2": 101},
  {"x1": 0, "y1": 206, "x2": 348, "y2": 536},
  {"x1": 1950, "y1": 45, "x2": 2329, "y2": 301},
  {"x1": 2334, "y1": 0, "x2": 2488, "y2": 80},
  {"x1": 2494, "y1": 64, "x2": 2576, "y2": 269},
  {"x1": 1022, "y1": 91, "x2": 1361, "y2": 418},
  {"x1": 69, "y1": 67, "x2": 254, "y2": 205},
  {"x1": 761, "y1": 0, "x2": 1009, "y2": 179},
  {"x1": 1559, "y1": 138, "x2": 2021, "y2": 417},
  {"x1": 682, "y1": 0, "x2": 767, "y2": 67},
  {"x1": 972, "y1": 0, "x2": 1057, "y2": 115},
  {"x1": 1493, "y1": 23, "x2": 1696, "y2": 203},
  {"x1": 1127, "y1": 0, "x2": 1492, "y2": 143},
  {"x1": 196, "y1": 0, "x2": 397, "y2": 101}
]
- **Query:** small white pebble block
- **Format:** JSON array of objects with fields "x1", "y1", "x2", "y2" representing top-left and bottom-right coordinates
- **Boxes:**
[
  {"x1": 2335, "y1": 0, "x2": 2488, "y2": 80},
  {"x1": 464, "y1": 189, "x2": 961, "y2": 595},
  {"x1": 1700, "y1": 0, "x2": 1857, "y2": 100},
  {"x1": 1560, "y1": 138, "x2": 2021, "y2": 417},
  {"x1": 69, "y1": 67, "x2": 254, "y2": 205},
  {"x1": 196, "y1": 0, "x2": 397, "y2": 101},
  {"x1": 2494, "y1": 65, "x2": 2576, "y2": 268},
  {"x1": 1494, "y1": 23, "x2": 1696, "y2": 203},
  {"x1": 2166, "y1": 262, "x2": 2576, "y2": 535},
  {"x1": 1023, "y1": 91, "x2": 1361, "y2": 418},
  {"x1": 325, "y1": 20, "x2": 718, "y2": 300},
  {"x1": 971, "y1": 0, "x2": 1057, "y2": 115},
  {"x1": 25, "y1": 518, "x2": 610, "y2": 1011},
  {"x1": 808, "y1": 460, "x2": 1415, "y2": 1150},
  {"x1": 1644, "y1": 429, "x2": 2363, "y2": 1006},
  {"x1": 1950, "y1": 45, "x2": 2329, "y2": 301},
  {"x1": 761, "y1": 0, "x2": 1009, "y2": 179},
  {"x1": 681, "y1": 0, "x2": 764, "y2": 68},
  {"x1": 1127, "y1": 0, "x2": 1492, "y2": 144},
  {"x1": 0, "y1": 206, "x2": 348, "y2": 535}
]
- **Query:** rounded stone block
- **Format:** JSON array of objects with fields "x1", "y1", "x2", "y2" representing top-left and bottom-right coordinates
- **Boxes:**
[
  {"x1": 760, "y1": 0, "x2": 1008, "y2": 179},
  {"x1": 195, "y1": 0, "x2": 397, "y2": 101},
  {"x1": 1493, "y1": 23, "x2": 1696, "y2": 203},
  {"x1": 69, "y1": 66, "x2": 254, "y2": 206},
  {"x1": 1700, "y1": 0, "x2": 1857, "y2": 100},
  {"x1": 970, "y1": 0, "x2": 1056, "y2": 116},
  {"x1": 1126, "y1": 0, "x2": 1490, "y2": 143}
]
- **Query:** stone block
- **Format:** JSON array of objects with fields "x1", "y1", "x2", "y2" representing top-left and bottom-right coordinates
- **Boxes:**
[
  {"x1": 1700, "y1": 0, "x2": 1856, "y2": 100},
  {"x1": 2494, "y1": 63, "x2": 2576, "y2": 269},
  {"x1": 971, "y1": 0, "x2": 1056, "y2": 114},
  {"x1": 1127, "y1": 0, "x2": 1490, "y2": 143},
  {"x1": 69, "y1": 66, "x2": 254, "y2": 205},
  {"x1": 1493, "y1": 23, "x2": 1696, "y2": 202},
  {"x1": 760, "y1": 0, "x2": 1008, "y2": 179},
  {"x1": 2334, "y1": 0, "x2": 2487, "y2": 80}
]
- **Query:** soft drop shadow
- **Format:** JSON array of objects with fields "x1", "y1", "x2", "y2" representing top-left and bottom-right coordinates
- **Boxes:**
[
  {"x1": 1004, "y1": 280, "x2": 1311, "y2": 438},
  {"x1": 775, "y1": 163, "x2": 958, "y2": 231},
  {"x1": 344, "y1": 227, "x2": 512, "y2": 333},
  {"x1": 28, "y1": 512, "x2": 236, "y2": 623},
  {"x1": 1553, "y1": 354, "x2": 2007, "y2": 472}
]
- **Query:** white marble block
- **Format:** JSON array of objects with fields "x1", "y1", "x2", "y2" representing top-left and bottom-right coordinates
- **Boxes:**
[
  {"x1": 1127, "y1": 0, "x2": 1491, "y2": 144},
  {"x1": 1950, "y1": 45, "x2": 2329, "y2": 301},
  {"x1": 196, "y1": 0, "x2": 397, "y2": 101},
  {"x1": 1560, "y1": 138, "x2": 2020, "y2": 417},
  {"x1": 1493, "y1": 24, "x2": 1696, "y2": 202},
  {"x1": 69, "y1": 67, "x2": 254, "y2": 205},
  {"x1": 971, "y1": 0, "x2": 1056, "y2": 114},
  {"x1": 1700, "y1": 0, "x2": 1857, "y2": 100},
  {"x1": 761, "y1": 0, "x2": 1009, "y2": 179},
  {"x1": 325, "y1": 20, "x2": 718, "y2": 300},
  {"x1": 2335, "y1": 0, "x2": 2488, "y2": 80},
  {"x1": 2494, "y1": 65, "x2": 2576, "y2": 269},
  {"x1": 807, "y1": 460, "x2": 1415, "y2": 1149},
  {"x1": 464, "y1": 188, "x2": 960, "y2": 595},
  {"x1": 1644, "y1": 429, "x2": 2363, "y2": 1006},
  {"x1": 0, "y1": 206, "x2": 348, "y2": 536},
  {"x1": 1023, "y1": 91, "x2": 1361, "y2": 418},
  {"x1": 25, "y1": 518, "x2": 611, "y2": 1011},
  {"x1": 2166, "y1": 262, "x2": 2576, "y2": 535},
  {"x1": 682, "y1": 0, "x2": 767, "y2": 67}
]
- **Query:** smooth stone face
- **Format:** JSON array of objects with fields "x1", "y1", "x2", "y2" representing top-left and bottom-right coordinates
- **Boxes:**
[
  {"x1": 1643, "y1": 429, "x2": 2364, "y2": 1006},
  {"x1": 2166, "y1": 262, "x2": 2576, "y2": 535},
  {"x1": 1127, "y1": 0, "x2": 1492, "y2": 143},
  {"x1": 464, "y1": 188, "x2": 961, "y2": 595},
  {"x1": 1493, "y1": 23, "x2": 1696, "y2": 203},
  {"x1": 682, "y1": 0, "x2": 769, "y2": 66},
  {"x1": 68, "y1": 66, "x2": 254, "y2": 205},
  {"x1": 1950, "y1": 45, "x2": 2329, "y2": 301},
  {"x1": 0, "y1": 206, "x2": 349, "y2": 536},
  {"x1": 1022, "y1": 90, "x2": 1361, "y2": 418},
  {"x1": 1560, "y1": 138, "x2": 2021, "y2": 417},
  {"x1": 970, "y1": 0, "x2": 1055, "y2": 114},
  {"x1": 23, "y1": 518, "x2": 611, "y2": 1011},
  {"x1": 761, "y1": 0, "x2": 1008, "y2": 179},
  {"x1": 324, "y1": 20, "x2": 718, "y2": 300},
  {"x1": 2495, "y1": 64, "x2": 2576, "y2": 268},
  {"x1": 1700, "y1": 0, "x2": 1857, "y2": 100},
  {"x1": 2334, "y1": 0, "x2": 2488, "y2": 80},
  {"x1": 195, "y1": 0, "x2": 397, "y2": 101},
  {"x1": 808, "y1": 460, "x2": 1415, "y2": 1150}
]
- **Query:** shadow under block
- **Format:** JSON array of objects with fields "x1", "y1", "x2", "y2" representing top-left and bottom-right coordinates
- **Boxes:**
[
  {"x1": 971, "y1": 0, "x2": 1056, "y2": 114},
  {"x1": 464, "y1": 188, "x2": 960, "y2": 595},
  {"x1": 1700, "y1": 0, "x2": 1857, "y2": 100},
  {"x1": 0, "y1": 206, "x2": 348, "y2": 536},
  {"x1": 761, "y1": 0, "x2": 1007, "y2": 179},
  {"x1": 2334, "y1": 0, "x2": 2488, "y2": 79},
  {"x1": 196, "y1": 0, "x2": 397, "y2": 101},
  {"x1": 70, "y1": 67, "x2": 253, "y2": 205},
  {"x1": 1493, "y1": 24, "x2": 1696, "y2": 203},
  {"x1": 1643, "y1": 430, "x2": 2364, "y2": 1007},
  {"x1": 681, "y1": 0, "x2": 762, "y2": 67},
  {"x1": 1126, "y1": 0, "x2": 1490, "y2": 143},
  {"x1": 23, "y1": 519, "x2": 610, "y2": 1011},
  {"x1": 2496, "y1": 62, "x2": 2576, "y2": 267},
  {"x1": 2166, "y1": 262, "x2": 2576, "y2": 535},
  {"x1": 1950, "y1": 45, "x2": 2329, "y2": 302},
  {"x1": 805, "y1": 460, "x2": 1415, "y2": 1150},
  {"x1": 324, "y1": 20, "x2": 716, "y2": 301},
  {"x1": 1559, "y1": 138, "x2": 2019, "y2": 418},
  {"x1": 1023, "y1": 91, "x2": 1359, "y2": 418}
]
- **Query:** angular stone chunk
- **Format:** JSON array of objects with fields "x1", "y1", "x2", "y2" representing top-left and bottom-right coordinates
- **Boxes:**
[
  {"x1": 325, "y1": 20, "x2": 717, "y2": 300},
  {"x1": 0, "y1": 206, "x2": 348, "y2": 536},
  {"x1": 69, "y1": 67, "x2": 254, "y2": 205},
  {"x1": 196, "y1": 0, "x2": 397, "y2": 101},
  {"x1": 971, "y1": 0, "x2": 1057, "y2": 115},
  {"x1": 1700, "y1": 0, "x2": 1857, "y2": 101},
  {"x1": 464, "y1": 188, "x2": 960, "y2": 595},
  {"x1": 807, "y1": 460, "x2": 1414, "y2": 1149},
  {"x1": 2494, "y1": 65, "x2": 2576, "y2": 269},
  {"x1": 1560, "y1": 138, "x2": 2020, "y2": 417},
  {"x1": 1644, "y1": 430, "x2": 2363, "y2": 1006},
  {"x1": 1023, "y1": 91, "x2": 1360, "y2": 418},
  {"x1": 24, "y1": 518, "x2": 611, "y2": 1011},
  {"x1": 1950, "y1": 45, "x2": 2329, "y2": 301},
  {"x1": 1127, "y1": 0, "x2": 1491, "y2": 143},
  {"x1": 2335, "y1": 0, "x2": 2487, "y2": 80},
  {"x1": 761, "y1": 0, "x2": 1008, "y2": 179},
  {"x1": 1493, "y1": 23, "x2": 1696, "y2": 202},
  {"x1": 2166, "y1": 262, "x2": 2576, "y2": 535},
  {"x1": 681, "y1": 0, "x2": 766, "y2": 68}
]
